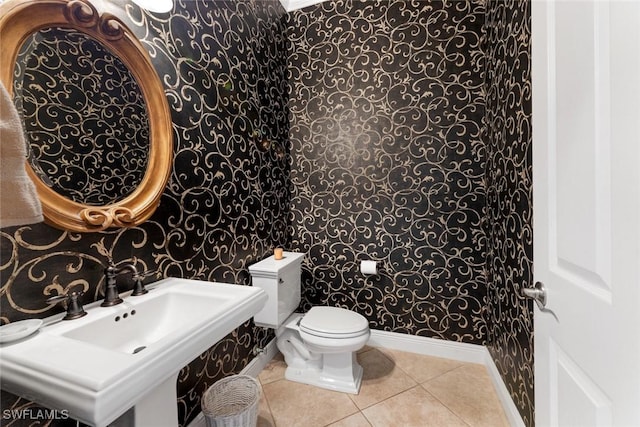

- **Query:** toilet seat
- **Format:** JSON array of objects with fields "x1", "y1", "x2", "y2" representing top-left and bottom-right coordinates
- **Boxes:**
[{"x1": 299, "y1": 306, "x2": 369, "y2": 339}]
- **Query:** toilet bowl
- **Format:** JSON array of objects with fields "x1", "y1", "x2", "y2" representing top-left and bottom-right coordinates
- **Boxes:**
[
  {"x1": 249, "y1": 252, "x2": 370, "y2": 394},
  {"x1": 277, "y1": 307, "x2": 370, "y2": 393}
]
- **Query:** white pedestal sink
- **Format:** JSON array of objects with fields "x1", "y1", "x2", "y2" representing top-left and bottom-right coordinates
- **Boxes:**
[{"x1": 0, "y1": 278, "x2": 267, "y2": 427}]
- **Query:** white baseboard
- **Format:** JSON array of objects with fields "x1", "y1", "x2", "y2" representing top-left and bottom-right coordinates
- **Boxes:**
[
  {"x1": 482, "y1": 348, "x2": 526, "y2": 427},
  {"x1": 186, "y1": 339, "x2": 278, "y2": 427},
  {"x1": 241, "y1": 339, "x2": 280, "y2": 378},
  {"x1": 367, "y1": 329, "x2": 487, "y2": 364},
  {"x1": 188, "y1": 331, "x2": 525, "y2": 427}
]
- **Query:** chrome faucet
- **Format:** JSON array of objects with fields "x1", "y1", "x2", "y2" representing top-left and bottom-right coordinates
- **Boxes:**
[{"x1": 102, "y1": 262, "x2": 139, "y2": 307}]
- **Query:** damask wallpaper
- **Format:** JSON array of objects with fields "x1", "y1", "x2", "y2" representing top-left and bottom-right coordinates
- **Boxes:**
[
  {"x1": 0, "y1": 1, "x2": 288, "y2": 426},
  {"x1": 484, "y1": 1, "x2": 534, "y2": 425},
  {"x1": 286, "y1": 0, "x2": 533, "y2": 424},
  {"x1": 287, "y1": 0, "x2": 487, "y2": 343},
  {"x1": 1, "y1": 0, "x2": 534, "y2": 426}
]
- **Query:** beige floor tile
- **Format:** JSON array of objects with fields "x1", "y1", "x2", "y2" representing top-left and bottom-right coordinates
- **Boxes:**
[
  {"x1": 258, "y1": 352, "x2": 287, "y2": 385},
  {"x1": 378, "y1": 348, "x2": 464, "y2": 384},
  {"x1": 263, "y1": 379, "x2": 359, "y2": 426},
  {"x1": 328, "y1": 412, "x2": 373, "y2": 427},
  {"x1": 362, "y1": 386, "x2": 468, "y2": 427},
  {"x1": 257, "y1": 391, "x2": 275, "y2": 427},
  {"x1": 422, "y1": 364, "x2": 509, "y2": 427},
  {"x1": 349, "y1": 349, "x2": 417, "y2": 410}
]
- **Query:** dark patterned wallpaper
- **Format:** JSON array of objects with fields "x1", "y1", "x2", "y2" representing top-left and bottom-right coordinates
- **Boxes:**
[
  {"x1": 0, "y1": 1, "x2": 288, "y2": 426},
  {"x1": 1, "y1": 0, "x2": 534, "y2": 425},
  {"x1": 286, "y1": 0, "x2": 534, "y2": 423},
  {"x1": 484, "y1": 0, "x2": 534, "y2": 425},
  {"x1": 287, "y1": 0, "x2": 487, "y2": 342}
]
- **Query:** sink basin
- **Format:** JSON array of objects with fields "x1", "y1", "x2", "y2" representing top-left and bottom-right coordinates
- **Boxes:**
[
  {"x1": 0, "y1": 278, "x2": 267, "y2": 427},
  {"x1": 62, "y1": 288, "x2": 230, "y2": 354}
]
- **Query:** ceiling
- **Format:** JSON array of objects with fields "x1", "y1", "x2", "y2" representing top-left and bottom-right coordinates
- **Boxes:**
[{"x1": 279, "y1": 0, "x2": 325, "y2": 12}]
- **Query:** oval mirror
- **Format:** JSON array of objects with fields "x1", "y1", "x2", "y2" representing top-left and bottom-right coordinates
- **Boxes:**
[
  {"x1": 0, "y1": 0, "x2": 172, "y2": 232},
  {"x1": 15, "y1": 26, "x2": 150, "y2": 206}
]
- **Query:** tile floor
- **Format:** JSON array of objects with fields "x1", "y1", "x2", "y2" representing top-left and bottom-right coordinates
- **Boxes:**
[{"x1": 256, "y1": 347, "x2": 509, "y2": 427}]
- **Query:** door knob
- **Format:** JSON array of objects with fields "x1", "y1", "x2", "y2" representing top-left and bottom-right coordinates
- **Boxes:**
[{"x1": 522, "y1": 281, "x2": 547, "y2": 309}]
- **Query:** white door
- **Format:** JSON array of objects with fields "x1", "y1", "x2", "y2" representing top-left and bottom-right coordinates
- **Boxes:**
[{"x1": 531, "y1": 0, "x2": 640, "y2": 425}]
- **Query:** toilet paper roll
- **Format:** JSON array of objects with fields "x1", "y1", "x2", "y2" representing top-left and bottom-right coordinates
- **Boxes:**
[{"x1": 360, "y1": 260, "x2": 377, "y2": 275}]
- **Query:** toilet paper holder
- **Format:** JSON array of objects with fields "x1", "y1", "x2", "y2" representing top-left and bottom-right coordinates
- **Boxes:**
[{"x1": 360, "y1": 260, "x2": 378, "y2": 275}]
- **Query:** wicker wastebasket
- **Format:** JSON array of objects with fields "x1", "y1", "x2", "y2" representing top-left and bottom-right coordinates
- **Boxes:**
[{"x1": 201, "y1": 375, "x2": 261, "y2": 427}]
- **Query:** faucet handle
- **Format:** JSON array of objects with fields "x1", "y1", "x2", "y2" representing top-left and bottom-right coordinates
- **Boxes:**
[
  {"x1": 138, "y1": 269, "x2": 158, "y2": 278},
  {"x1": 131, "y1": 269, "x2": 160, "y2": 296},
  {"x1": 46, "y1": 294, "x2": 68, "y2": 305},
  {"x1": 131, "y1": 273, "x2": 148, "y2": 296},
  {"x1": 47, "y1": 291, "x2": 87, "y2": 321}
]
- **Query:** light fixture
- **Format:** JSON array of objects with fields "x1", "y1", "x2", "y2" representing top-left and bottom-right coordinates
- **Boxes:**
[{"x1": 131, "y1": 0, "x2": 173, "y2": 13}]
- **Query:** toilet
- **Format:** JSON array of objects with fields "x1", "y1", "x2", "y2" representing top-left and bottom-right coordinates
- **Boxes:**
[{"x1": 249, "y1": 251, "x2": 370, "y2": 394}]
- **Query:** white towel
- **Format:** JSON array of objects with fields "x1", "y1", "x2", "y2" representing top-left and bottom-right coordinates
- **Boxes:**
[{"x1": 0, "y1": 81, "x2": 43, "y2": 228}]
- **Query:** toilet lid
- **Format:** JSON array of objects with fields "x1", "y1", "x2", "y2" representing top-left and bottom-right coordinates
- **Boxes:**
[{"x1": 299, "y1": 306, "x2": 369, "y2": 338}]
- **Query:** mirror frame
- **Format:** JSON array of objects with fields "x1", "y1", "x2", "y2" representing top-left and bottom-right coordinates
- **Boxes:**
[{"x1": 0, "y1": 0, "x2": 173, "y2": 232}]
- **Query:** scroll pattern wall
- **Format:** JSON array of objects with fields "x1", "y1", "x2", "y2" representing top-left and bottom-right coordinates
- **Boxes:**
[
  {"x1": 287, "y1": 0, "x2": 487, "y2": 343},
  {"x1": 484, "y1": 0, "x2": 534, "y2": 425},
  {"x1": 0, "y1": 1, "x2": 534, "y2": 425},
  {"x1": 0, "y1": 1, "x2": 288, "y2": 426}
]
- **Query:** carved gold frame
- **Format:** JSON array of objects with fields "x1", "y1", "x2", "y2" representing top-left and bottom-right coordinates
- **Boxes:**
[{"x1": 0, "y1": 0, "x2": 173, "y2": 232}]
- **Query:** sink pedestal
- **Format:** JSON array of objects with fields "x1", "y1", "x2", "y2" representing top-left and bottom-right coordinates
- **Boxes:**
[{"x1": 134, "y1": 373, "x2": 179, "y2": 427}]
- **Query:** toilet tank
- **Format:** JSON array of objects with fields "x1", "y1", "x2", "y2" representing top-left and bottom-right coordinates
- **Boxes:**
[{"x1": 249, "y1": 251, "x2": 305, "y2": 329}]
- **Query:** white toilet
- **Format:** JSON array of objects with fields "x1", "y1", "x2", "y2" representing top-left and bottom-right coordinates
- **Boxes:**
[{"x1": 249, "y1": 251, "x2": 370, "y2": 394}]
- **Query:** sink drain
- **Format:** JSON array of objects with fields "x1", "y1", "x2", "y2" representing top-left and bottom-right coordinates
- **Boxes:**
[{"x1": 132, "y1": 346, "x2": 146, "y2": 354}]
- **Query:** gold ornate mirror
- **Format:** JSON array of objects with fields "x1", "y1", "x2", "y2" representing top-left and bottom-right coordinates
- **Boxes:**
[{"x1": 0, "y1": 0, "x2": 173, "y2": 232}]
